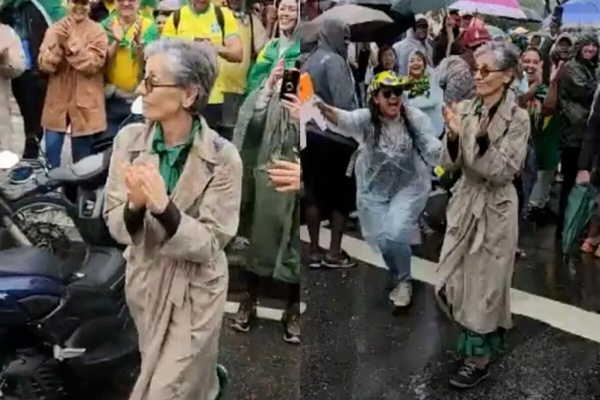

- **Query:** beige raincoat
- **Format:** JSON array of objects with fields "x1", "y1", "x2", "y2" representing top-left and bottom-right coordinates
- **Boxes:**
[
  {"x1": 104, "y1": 122, "x2": 243, "y2": 400},
  {"x1": 435, "y1": 96, "x2": 530, "y2": 334},
  {"x1": 0, "y1": 24, "x2": 25, "y2": 143}
]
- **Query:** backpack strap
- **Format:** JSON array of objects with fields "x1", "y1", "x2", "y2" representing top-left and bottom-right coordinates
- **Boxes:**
[
  {"x1": 173, "y1": 9, "x2": 181, "y2": 34},
  {"x1": 249, "y1": 13, "x2": 256, "y2": 61},
  {"x1": 214, "y1": 5, "x2": 225, "y2": 45}
]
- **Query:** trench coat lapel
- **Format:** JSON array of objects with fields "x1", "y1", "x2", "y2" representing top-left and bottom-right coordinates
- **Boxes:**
[{"x1": 170, "y1": 118, "x2": 217, "y2": 213}]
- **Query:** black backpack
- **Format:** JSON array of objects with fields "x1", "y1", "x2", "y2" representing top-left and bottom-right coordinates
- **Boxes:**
[{"x1": 173, "y1": 6, "x2": 225, "y2": 45}]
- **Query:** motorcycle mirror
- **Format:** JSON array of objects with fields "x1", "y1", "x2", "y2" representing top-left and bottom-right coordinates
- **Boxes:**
[
  {"x1": 0, "y1": 151, "x2": 21, "y2": 170},
  {"x1": 131, "y1": 96, "x2": 143, "y2": 115}
]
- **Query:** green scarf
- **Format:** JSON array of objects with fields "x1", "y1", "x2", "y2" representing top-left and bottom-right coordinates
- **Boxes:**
[
  {"x1": 245, "y1": 38, "x2": 300, "y2": 95},
  {"x1": 151, "y1": 119, "x2": 199, "y2": 194},
  {"x1": 1, "y1": 0, "x2": 65, "y2": 25}
]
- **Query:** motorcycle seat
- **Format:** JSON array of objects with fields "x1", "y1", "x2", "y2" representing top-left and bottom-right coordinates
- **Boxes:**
[
  {"x1": 0, "y1": 246, "x2": 66, "y2": 281},
  {"x1": 48, "y1": 151, "x2": 111, "y2": 185},
  {"x1": 69, "y1": 247, "x2": 125, "y2": 291}
]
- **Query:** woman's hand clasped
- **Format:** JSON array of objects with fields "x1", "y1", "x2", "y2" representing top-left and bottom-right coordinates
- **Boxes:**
[
  {"x1": 443, "y1": 102, "x2": 460, "y2": 139},
  {"x1": 137, "y1": 163, "x2": 170, "y2": 214},
  {"x1": 124, "y1": 164, "x2": 146, "y2": 209}
]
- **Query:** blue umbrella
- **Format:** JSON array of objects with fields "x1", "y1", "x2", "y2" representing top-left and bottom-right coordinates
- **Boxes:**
[{"x1": 552, "y1": 0, "x2": 600, "y2": 29}]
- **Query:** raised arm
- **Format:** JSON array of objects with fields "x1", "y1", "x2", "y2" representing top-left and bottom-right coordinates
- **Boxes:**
[
  {"x1": 216, "y1": 8, "x2": 242, "y2": 63},
  {"x1": 469, "y1": 108, "x2": 530, "y2": 185},
  {"x1": 65, "y1": 25, "x2": 108, "y2": 74}
]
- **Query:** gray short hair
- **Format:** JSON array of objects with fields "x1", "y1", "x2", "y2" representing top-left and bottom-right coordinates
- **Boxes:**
[
  {"x1": 145, "y1": 38, "x2": 218, "y2": 112},
  {"x1": 474, "y1": 41, "x2": 520, "y2": 77}
]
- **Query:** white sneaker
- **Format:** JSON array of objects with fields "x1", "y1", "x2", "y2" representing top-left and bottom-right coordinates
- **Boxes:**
[
  {"x1": 391, "y1": 282, "x2": 412, "y2": 307},
  {"x1": 388, "y1": 285, "x2": 399, "y2": 302}
]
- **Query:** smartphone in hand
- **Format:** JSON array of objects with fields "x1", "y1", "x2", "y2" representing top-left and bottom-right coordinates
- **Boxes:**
[{"x1": 280, "y1": 68, "x2": 300, "y2": 100}]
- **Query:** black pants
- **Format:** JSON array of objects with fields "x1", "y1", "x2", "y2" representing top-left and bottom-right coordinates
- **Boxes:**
[
  {"x1": 558, "y1": 147, "x2": 581, "y2": 234},
  {"x1": 11, "y1": 70, "x2": 46, "y2": 157},
  {"x1": 241, "y1": 269, "x2": 300, "y2": 305},
  {"x1": 204, "y1": 103, "x2": 224, "y2": 138}
]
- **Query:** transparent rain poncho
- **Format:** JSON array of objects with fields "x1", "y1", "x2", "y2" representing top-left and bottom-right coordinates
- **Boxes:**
[{"x1": 333, "y1": 107, "x2": 442, "y2": 248}]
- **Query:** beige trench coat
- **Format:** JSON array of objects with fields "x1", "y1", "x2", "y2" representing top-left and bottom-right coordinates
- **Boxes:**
[
  {"x1": 435, "y1": 97, "x2": 530, "y2": 334},
  {"x1": 0, "y1": 25, "x2": 25, "y2": 145},
  {"x1": 103, "y1": 122, "x2": 243, "y2": 400}
]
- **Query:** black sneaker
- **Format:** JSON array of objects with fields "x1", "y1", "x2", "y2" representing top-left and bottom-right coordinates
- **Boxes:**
[
  {"x1": 322, "y1": 251, "x2": 357, "y2": 268},
  {"x1": 307, "y1": 251, "x2": 323, "y2": 269},
  {"x1": 449, "y1": 361, "x2": 489, "y2": 389},
  {"x1": 22, "y1": 140, "x2": 39, "y2": 161},
  {"x1": 231, "y1": 295, "x2": 256, "y2": 333},
  {"x1": 282, "y1": 304, "x2": 300, "y2": 345}
]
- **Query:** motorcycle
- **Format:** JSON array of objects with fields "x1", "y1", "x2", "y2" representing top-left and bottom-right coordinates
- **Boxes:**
[{"x1": 0, "y1": 149, "x2": 137, "y2": 399}]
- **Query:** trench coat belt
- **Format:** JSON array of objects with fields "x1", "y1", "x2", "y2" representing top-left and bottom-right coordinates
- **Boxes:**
[{"x1": 453, "y1": 179, "x2": 489, "y2": 255}]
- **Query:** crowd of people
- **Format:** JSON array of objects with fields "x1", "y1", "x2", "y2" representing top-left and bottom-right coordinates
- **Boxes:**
[
  {"x1": 0, "y1": 0, "x2": 301, "y2": 398},
  {"x1": 301, "y1": 9, "x2": 600, "y2": 390}
]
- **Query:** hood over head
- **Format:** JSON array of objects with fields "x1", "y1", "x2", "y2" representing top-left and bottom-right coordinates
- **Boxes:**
[
  {"x1": 549, "y1": 32, "x2": 573, "y2": 59},
  {"x1": 316, "y1": 19, "x2": 350, "y2": 59},
  {"x1": 572, "y1": 30, "x2": 599, "y2": 66}
]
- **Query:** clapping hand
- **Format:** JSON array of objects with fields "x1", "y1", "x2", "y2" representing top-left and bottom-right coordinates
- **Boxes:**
[
  {"x1": 132, "y1": 18, "x2": 143, "y2": 46},
  {"x1": 123, "y1": 163, "x2": 147, "y2": 209},
  {"x1": 443, "y1": 102, "x2": 460, "y2": 139},
  {"x1": 136, "y1": 163, "x2": 169, "y2": 214},
  {"x1": 56, "y1": 17, "x2": 73, "y2": 44},
  {"x1": 267, "y1": 159, "x2": 301, "y2": 193}
]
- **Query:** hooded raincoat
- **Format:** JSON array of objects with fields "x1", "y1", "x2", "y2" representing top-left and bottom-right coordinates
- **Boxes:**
[
  {"x1": 104, "y1": 121, "x2": 243, "y2": 400},
  {"x1": 0, "y1": 24, "x2": 25, "y2": 144},
  {"x1": 393, "y1": 28, "x2": 433, "y2": 76},
  {"x1": 327, "y1": 104, "x2": 441, "y2": 251},
  {"x1": 558, "y1": 32, "x2": 599, "y2": 149},
  {"x1": 435, "y1": 96, "x2": 530, "y2": 355}
]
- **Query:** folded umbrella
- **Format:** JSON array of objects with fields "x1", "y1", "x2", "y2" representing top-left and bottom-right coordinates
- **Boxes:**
[
  {"x1": 562, "y1": 184, "x2": 598, "y2": 257},
  {"x1": 298, "y1": 4, "x2": 395, "y2": 42}
]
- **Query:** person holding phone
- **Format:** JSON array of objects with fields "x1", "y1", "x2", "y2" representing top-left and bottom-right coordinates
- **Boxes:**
[{"x1": 230, "y1": 58, "x2": 301, "y2": 344}]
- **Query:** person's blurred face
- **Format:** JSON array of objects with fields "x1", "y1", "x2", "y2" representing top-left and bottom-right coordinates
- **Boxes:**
[
  {"x1": 414, "y1": 23, "x2": 428, "y2": 40},
  {"x1": 474, "y1": 51, "x2": 513, "y2": 98},
  {"x1": 156, "y1": 13, "x2": 168, "y2": 33},
  {"x1": 138, "y1": 54, "x2": 199, "y2": 121},
  {"x1": 582, "y1": 43, "x2": 598, "y2": 60},
  {"x1": 461, "y1": 15, "x2": 473, "y2": 30},
  {"x1": 408, "y1": 54, "x2": 425, "y2": 77},
  {"x1": 374, "y1": 86, "x2": 402, "y2": 119},
  {"x1": 190, "y1": 0, "x2": 210, "y2": 13},
  {"x1": 529, "y1": 35, "x2": 541, "y2": 48},
  {"x1": 115, "y1": 0, "x2": 139, "y2": 19},
  {"x1": 556, "y1": 39, "x2": 572, "y2": 59},
  {"x1": 448, "y1": 13, "x2": 460, "y2": 28},
  {"x1": 521, "y1": 49, "x2": 542, "y2": 82},
  {"x1": 227, "y1": 0, "x2": 241, "y2": 11},
  {"x1": 379, "y1": 49, "x2": 396, "y2": 70},
  {"x1": 278, "y1": 1, "x2": 298, "y2": 32},
  {"x1": 550, "y1": 22, "x2": 560, "y2": 37},
  {"x1": 68, "y1": 0, "x2": 91, "y2": 22}
]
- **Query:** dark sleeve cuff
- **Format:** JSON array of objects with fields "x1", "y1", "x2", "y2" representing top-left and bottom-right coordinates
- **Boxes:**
[
  {"x1": 152, "y1": 200, "x2": 181, "y2": 240},
  {"x1": 476, "y1": 135, "x2": 490, "y2": 156},
  {"x1": 123, "y1": 204, "x2": 145, "y2": 237},
  {"x1": 447, "y1": 135, "x2": 460, "y2": 161}
]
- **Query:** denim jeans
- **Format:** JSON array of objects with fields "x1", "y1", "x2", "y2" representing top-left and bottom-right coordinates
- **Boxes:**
[
  {"x1": 378, "y1": 237, "x2": 412, "y2": 283},
  {"x1": 44, "y1": 130, "x2": 98, "y2": 169}
]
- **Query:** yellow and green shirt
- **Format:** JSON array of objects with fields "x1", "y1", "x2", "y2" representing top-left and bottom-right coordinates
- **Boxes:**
[
  {"x1": 162, "y1": 3, "x2": 239, "y2": 104},
  {"x1": 102, "y1": 14, "x2": 159, "y2": 92},
  {"x1": 220, "y1": 13, "x2": 252, "y2": 95}
]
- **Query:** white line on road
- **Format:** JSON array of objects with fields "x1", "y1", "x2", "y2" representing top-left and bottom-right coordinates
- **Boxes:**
[{"x1": 301, "y1": 226, "x2": 600, "y2": 344}]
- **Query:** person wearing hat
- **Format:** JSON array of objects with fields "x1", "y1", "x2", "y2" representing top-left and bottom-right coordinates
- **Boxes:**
[
  {"x1": 393, "y1": 16, "x2": 433, "y2": 76},
  {"x1": 436, "y1": 24, "x2": 490, "y2": 104}
]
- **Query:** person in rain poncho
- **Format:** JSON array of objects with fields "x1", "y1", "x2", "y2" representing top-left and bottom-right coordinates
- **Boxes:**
[
  {"x1": 404, "y1": 49, "x2": 444, "y2": 137},
  {"x1": 104, "y1": 39, "x2": 241, "y2": 400},
  {"x1": 245, "y1": 0, "x2": 300, "y2": 95},
  {"x1": 436, "y1": 41, "x2": 529, "y2": 389},
  {"x1": 394, "y1": 17, "x2": 433, "y2": 76},
  {"x1": 230, "y1": 61, "x2": 301, "y2": 343},
  {"x1": 317, "y1": 71, "x2": 441, "y2": 308}
]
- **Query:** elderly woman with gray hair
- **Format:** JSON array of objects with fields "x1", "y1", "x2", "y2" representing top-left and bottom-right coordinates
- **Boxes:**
[
  {"x1": 103, "y1": 38, "x2": 242, "y2": 400},
  {"x1": 436, "y1": 41, "x2": 529, "y2": 389}
]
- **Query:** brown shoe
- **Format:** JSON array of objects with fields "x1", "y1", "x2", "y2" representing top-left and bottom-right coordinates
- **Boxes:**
[
  {"x1": 282, "y1": 303, "x2": 300, "y2": 345},
  {"x1": 231, "y1": 294, "x2": 256, "y2": 333}
]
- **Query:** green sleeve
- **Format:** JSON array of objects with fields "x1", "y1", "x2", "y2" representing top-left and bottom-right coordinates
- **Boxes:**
[{"x1": 100, "y1": 15, "x2": 116, "y2": 44}]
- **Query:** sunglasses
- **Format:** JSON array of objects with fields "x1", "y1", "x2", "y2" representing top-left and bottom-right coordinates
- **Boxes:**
[
  {"x1": 380, "y1": 87, "x2": 403, "y2": 98},
  {"x1": 142, "y1": 77, "x2": 178, "y2": 93},
  {"x1": 474, "y1": 66, "x2": 504, "y2": 79}
]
